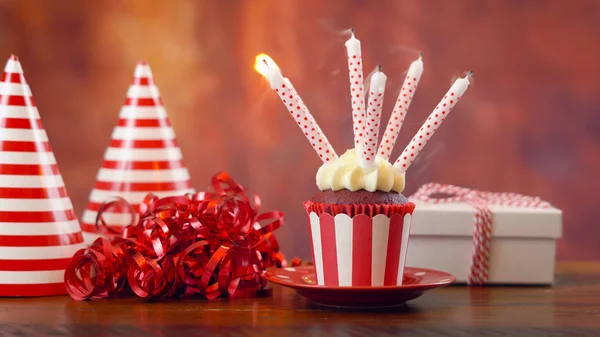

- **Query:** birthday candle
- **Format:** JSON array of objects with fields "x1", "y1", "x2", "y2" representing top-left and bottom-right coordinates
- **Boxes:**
[
  {"x1": 393, "y1": 71, "x2": 472, "y2": 171},
  {"x1": 345, "y1": 29, "x2": 366, "y2": 151},
  {"x1": 378, "y1": 54, "x2": 424, "y2": 160},
  {"x1": 360, "y1": 66, "x2": 387, "y2": 169},
  {"x1": 282, "y1": 78, "x2": 333, "y2": 153},
  {"x1": 255, "y1": 54, "x2": 337, "y2": 162}
]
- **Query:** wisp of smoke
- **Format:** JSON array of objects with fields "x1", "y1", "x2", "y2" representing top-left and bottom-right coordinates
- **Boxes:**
[
  {"x1": 410, "y1": 142, "x2": 446, "y2": 181},
  {"x1": 450, "y1": 70, "x2": 476, "y2": 86},
  {"x1": 363, "y1": 66, "x2": 381, "y2": 93},
  {"x1": 316, "y1": 19, "x2": 348, "y2": 37},
  {"x1": 314, "y1": 20, "x2": 349, "y2": 83},
  {"x1": 337, "y1": 28, "x2": 354, "y2": 37},
  {"x1": 389, "y1": 44, "x2": 422, "y2": 59}
]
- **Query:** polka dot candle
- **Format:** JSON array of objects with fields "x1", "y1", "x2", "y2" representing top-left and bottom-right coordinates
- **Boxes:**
[
  {"x1": 345, "y1": 30, "x2": 366, "y2": 151},
  {"x1": 360, "y1": 68, "x2": 387, "y2": 169},
  {"x1": 255, "y1": 55, "x2": 337, "y2": 162},
  {"x1": 393, "y1": 72, "x2": 472, "y2": 172},
  {"x1": 284, "y1": 78, "x2": 334, "y2": 153},
  {"x1": 378, "y1": 55, "x2": 424, "y2": 160}
]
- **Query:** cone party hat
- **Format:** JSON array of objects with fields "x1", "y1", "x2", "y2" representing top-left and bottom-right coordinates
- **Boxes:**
[
  {"x1": 0, "y1": 55, "x2": 85, "y2": 296},
  {"x1": 80, "y1": 61, "x2": 194, "y2": 243}
]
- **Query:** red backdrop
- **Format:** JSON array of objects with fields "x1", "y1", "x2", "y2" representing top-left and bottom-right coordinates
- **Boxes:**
[{"x1": 0, "y1": 0, "x2": 598, "y2": 260}]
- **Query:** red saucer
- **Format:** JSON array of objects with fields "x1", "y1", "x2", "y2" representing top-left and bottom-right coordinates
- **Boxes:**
[{"x1": 265, "y1": 266, "x2": 455, "y2": 308}]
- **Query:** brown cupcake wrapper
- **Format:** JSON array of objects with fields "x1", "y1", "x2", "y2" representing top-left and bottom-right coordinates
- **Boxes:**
[{"x1": 303, "y1": 200, "x2": 415, "y2": 218}]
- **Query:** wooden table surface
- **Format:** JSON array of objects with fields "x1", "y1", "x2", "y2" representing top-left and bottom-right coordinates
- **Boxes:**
[{"x1": 0, "y1": 261, "x2": 599, "y2": 337}]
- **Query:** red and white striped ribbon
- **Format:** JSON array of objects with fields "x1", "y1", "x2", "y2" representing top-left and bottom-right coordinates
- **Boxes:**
[{"x1": 409, "y1": 183, "x2": 551, "y2": 285}]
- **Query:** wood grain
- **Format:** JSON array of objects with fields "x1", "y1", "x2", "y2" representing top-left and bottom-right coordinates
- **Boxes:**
[
  {"x1": 0, "y1": 0, "x2": 598, "y2": 261},
  {"x1": 0, "y1": 262, "x2": 599, "y2": 336}
]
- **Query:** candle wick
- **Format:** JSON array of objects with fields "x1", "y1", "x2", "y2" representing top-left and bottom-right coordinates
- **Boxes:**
[
  {"x1": 419, "y1": 51, "x2": 424, "y2": 59},
  {"x1": 378, "y1": 64, "x2": 382, "y2": 72},
  {"x1": 467, "y1": 70, "x2": 474, "y2": 78},
  {"x1": 262, "y1": 59, "x2": 269, "y2": 68}
]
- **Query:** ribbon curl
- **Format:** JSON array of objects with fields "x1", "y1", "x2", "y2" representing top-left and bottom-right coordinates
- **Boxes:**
[
  {"x1": 410, "y1": 183, "x2": 551, "y2": 285},
  {"x1": 65, "y1": 172, "x2": 289, "y2": 300}
]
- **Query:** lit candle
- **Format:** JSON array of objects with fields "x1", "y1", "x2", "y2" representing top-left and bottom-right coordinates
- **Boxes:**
[
  {"x1": 378, "y1": 53, "x2": 424, "y2": 159},
  {"x1": 393, "y1": 71, "x2": 473, "y2": 171},
  {"x1": 255, "y1": 54, "x2": 337, "y2": 162},
  {"x1": 345, "y1": 28, "x2": 366, "y2": 151},
  {"x1": 361, "y1": 66, "x2": 387, "y2": 169}
]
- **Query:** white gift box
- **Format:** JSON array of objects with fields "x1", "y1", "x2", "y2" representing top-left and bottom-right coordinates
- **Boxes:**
[{"x1": 406, "y1": 201, "x2": 562, "y2": 285}]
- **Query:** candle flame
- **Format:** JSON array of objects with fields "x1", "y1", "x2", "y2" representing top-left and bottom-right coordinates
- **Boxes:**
[{"x1": 254, "y1": 53, "x2": 279, "y2": 76}]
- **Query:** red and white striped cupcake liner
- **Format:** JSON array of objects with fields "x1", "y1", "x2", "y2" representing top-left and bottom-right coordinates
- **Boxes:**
[{"x1": 304, "y1": 201, "x2": 414, "y2": 287}]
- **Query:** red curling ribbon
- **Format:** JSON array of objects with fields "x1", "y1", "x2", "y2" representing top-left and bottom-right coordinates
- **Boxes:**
[
  {"x1": 65, "y1": 172, "x2": 287, "y2": 300},
  {"x1": 95, "y1": 197, "x2": 136, "y2": 235}
]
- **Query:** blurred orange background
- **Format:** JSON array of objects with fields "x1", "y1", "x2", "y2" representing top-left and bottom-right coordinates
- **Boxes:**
[{"x1": 0, "y1": 0, "x2": 598, "y2": 260}]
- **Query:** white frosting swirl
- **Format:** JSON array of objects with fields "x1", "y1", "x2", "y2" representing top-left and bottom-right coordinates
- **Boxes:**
[{"x1": 316, "y1": 149, "x2": 405, "y2": 193}]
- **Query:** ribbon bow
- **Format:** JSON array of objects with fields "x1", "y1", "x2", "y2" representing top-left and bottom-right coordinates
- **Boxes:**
[
  {"x1": 65, "y1": 172, "x2": 287, "y2": 300},
  {"x1": 410, "y1": 183, "x2": 551, "y2": 285}
]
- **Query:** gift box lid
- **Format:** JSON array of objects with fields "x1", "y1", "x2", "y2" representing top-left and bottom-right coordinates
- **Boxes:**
[{"x1": 410, "y1": 201, "x2": 562, "y2": 239}]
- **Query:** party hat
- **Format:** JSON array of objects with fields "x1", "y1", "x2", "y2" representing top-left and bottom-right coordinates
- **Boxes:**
[
  {"x1": 80, "y1": 61, "x2": 194, "y2": 243},
  {"x1": 0, "y1": 55, "x2": 85, "y2": 296}
]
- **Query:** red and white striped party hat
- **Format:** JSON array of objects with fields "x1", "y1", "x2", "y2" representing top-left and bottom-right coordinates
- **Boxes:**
[
  {"x1": 0, "y1": 55, "x2": 85, "y2": 296},
  {"x1": 80, "y1": 61, "x2": 194, "y2": 243}
]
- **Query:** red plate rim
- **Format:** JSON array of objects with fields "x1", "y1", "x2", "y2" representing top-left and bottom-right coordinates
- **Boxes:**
[{"x1": 264, "y1": 266, "x2": 456, "y2": 291}]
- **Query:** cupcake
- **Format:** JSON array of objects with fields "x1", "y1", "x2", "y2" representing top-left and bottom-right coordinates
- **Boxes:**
[
  {"x1": 304, "y1": 149, "x2": 415, "y2": 287},
  {"x1": 254, "y1": 32, "x2": 471, "y2": 287}
]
